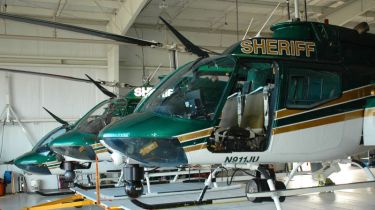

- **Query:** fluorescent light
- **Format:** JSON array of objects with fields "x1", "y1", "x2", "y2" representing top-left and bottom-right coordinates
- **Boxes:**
[
  {"x1": 308, "y1": 0, "x2": 321, "y2": 6},
  {"x1": 329, "y1": 1, "x2": 345, "y2": 8}
]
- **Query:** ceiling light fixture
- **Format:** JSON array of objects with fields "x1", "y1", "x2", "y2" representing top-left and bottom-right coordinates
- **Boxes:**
[{"x1": 159, "y1": 0, "x2": 168, "y2": 9}]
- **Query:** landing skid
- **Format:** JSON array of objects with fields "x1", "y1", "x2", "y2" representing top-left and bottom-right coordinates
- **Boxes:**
[
  {"x1": 247, "y1": 180, "x2": 375, "y2": 198},
  {"x1": 132, "y1": 161, "x2": 375, "y2": 210},
  {"x1": 129, "y1": 180, "x2": 375, "y2": 210},
  {"x1": 249, "y1": 159, "x2": 375, "y2": 210},
  {"x1": 131, "y1": 196, "x2": 246, "y2": 209}
]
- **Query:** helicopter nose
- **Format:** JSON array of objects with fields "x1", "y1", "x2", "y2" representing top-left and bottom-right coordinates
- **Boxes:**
[
  {"x1": 14, "y1": 153, "x2": 51, "y2": 175},
  {"x1": 102, "y1": 137, "x2": 188, "y2": 167},
  {"x1": 50, "y1": 145, "x2": 96, "y2": 161},
  {"x1": 49, "y1": 131, "x2": 97, "y2": 160}
]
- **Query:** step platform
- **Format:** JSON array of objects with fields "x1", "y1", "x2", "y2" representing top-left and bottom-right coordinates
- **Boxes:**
[{"x1": 71, "y1": 181, "x2": 246, "y2": 209}]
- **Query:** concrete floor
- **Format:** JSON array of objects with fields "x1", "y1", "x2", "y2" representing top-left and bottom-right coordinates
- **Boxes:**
[
  {"x1": 0, "y1": 193, "x2": 102, "y2": 210},
  {"x1": 1, "y1": 165, "x2": 375, "y2": 210}
]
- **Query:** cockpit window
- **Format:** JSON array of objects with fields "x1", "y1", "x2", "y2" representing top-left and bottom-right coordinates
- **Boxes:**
[
  {"x1": 139, "y1": 56, "x2": 236, "y2": 120},
  {"x1": 32, "y1": 126, "x2": 67, "y2": 152},
  {"x1": 75, "y1": 101, "x2": 109, "y2": 134},
  {"x1": 75, "y1": 99, "x2": 128, "y2": 134}
]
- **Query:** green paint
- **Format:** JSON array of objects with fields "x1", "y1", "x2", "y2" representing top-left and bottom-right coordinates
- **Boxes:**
[
  {"x1": 101, "y1": 112, "x2": 211, "y2": 139},
  {"x1": 49, "y1": 130, "x2": 98, "y2": 147},
  {"x1": 14, "y1": 126, "x2": 67, "y2": 174},
  {"x1": 275, "y1": 99, "x2": 366, "y2": 127}
]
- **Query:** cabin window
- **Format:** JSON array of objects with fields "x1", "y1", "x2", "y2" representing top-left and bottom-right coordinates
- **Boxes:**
[
  {"x1": 139, "y1": 56, "x2": 236, "y2": 120},
  {"x1": 33, "y1": 127, "x2": 67, "y2": 153},
  {"x1": 286, "y1": 69, "x2": 340, "y2": 108}
]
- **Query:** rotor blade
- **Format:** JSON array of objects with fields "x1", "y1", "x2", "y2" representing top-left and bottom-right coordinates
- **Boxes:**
[
  {"x1": 43, "y1": 107, "x2": 69, "y2": 126},
  {"x1": 0, "y1": 12, "x2": 161, "y2": 47},
  {"x1": 0, "y1": 67, "x2": 134, "y2": 88},
  {"x1": 85, "y1": 74, "x2": 117, "y2": 98},
  {"x1": 0, "y1": 67, "x2": 92, "y2": 83},
  {"x1": 200, "y1": 47, "x2": 220, "y2": 55},
  {"x1": 159, "y1": 16, "x2": 209, "y2": 58},
  {"x1": 0, "y1": 160, "x2": 14, "y2": 164}
]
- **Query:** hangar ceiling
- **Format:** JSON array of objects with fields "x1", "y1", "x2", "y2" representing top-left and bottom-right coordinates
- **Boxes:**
[{"x1": 1, "y1": 0, "x2": 375, "y2": 37}]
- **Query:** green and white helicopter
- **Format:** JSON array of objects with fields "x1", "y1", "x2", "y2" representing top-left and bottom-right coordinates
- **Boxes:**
[
  {"x1": 96, "y1": 13, "x2": 375, "y2": 210},
  {"x1": 3, "y1": 8, "x2": 375, "y2": 210},
  {"x1": 46, "y1": 74, "x2": 146, "y2": 180},
  {"x1": 0, "y1": 68, "x2": 145, "y2": 180}
]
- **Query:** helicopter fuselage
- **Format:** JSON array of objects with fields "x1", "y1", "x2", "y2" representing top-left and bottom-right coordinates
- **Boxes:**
[{"x1": 100, "y1": 20, "x2": 375, "y2": 168}]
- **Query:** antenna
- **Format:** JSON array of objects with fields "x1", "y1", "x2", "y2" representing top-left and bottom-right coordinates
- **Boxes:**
[
  {"x1": 242, "y1": 17, "x2": 254, "y2": 40},
  {"x1": 255, "y1": 2, "x2": 281, "y2": 37},
  {"x1": 144, "y1": 63, "x2": 162, "y2": 85}
]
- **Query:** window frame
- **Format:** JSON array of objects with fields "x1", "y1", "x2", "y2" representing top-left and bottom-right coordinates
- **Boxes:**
[{"x1": 285, "y1": 66, "x2": 342, "y2": 110}]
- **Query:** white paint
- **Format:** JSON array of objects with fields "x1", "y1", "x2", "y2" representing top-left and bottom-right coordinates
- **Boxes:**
[
  {"x1": 363, "y1": 107, "x2": 375, "y2": 145},
  {"x1": 134, "y1": 87, "x2": 154, "y2": 97},
  {"x1": 186, "y1": 118, "x2": 366, "y2": 165}
]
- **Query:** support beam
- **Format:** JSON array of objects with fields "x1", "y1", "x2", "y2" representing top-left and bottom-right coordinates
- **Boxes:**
[
  {"x1": 107, "y1": 45, "x2": 119, "y2": 95},
  {"x1": 106, "y1": 0, "x2": 148, "y2": 94},
  {"x1": 325, "y1": 0, "x2": 375, "y2": 26},
  {"x1": 54, "y1": 0, "x2": 67, "y2": 17},
  {"x1": 107, "y1": 0, "x2": 148, "y2": 35}
]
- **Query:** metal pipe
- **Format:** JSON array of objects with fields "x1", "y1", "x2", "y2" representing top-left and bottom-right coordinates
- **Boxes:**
[
  {"x1": 235, "y1": 0, "x2": 239, "y2": 41},
  {"x1": 171, "y1": 50, "x2": 177, "y2": 70},
  {"x1": 294, "y1": 0, "x2": 300, "y2": 19},
  {"x1": 304, "y1": 0, "x2": 307, "y2": 21},
  {"x1": 95, "y1": 155, "x2": 101, "y2": 205},
  {"x1": 287, "y1": 0, "x2": 291, "y2": 20}
]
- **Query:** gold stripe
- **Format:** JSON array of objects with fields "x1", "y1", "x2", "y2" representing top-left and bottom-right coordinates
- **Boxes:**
[
  {"x1": 45, "y1": 161, "x2": 60, "y2": 165},
  {"x1": 94, "y1": 148, "x2": 108, "y2": 154},
  {"x1": 365, "y1": 107, "x2": 375, "y2": 117},
  {"x1": 91, "y1": 143, "x2": 103, "y2": 148},
  {"x1": 177, "y1": 128, "x2": 213, "y2": 142},
  {"x1": 184, "y1": 144, "x2": 207, "y2": 152},
  {"x1": 273, "y1": 109, "x2": 363, "y2": 135},
  {"x1": 276, "y1": 85, "x2": 375, "y2": 119},
  {"x1": 46, "y1": 163, "x2": 60, "y2": 166}
]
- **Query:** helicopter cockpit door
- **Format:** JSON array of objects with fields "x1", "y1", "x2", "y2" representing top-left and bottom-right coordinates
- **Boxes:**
[
  {"x1": 363, "y1": 99, "x2": 375, "y2": 145},
  {"x1": 208, "y1": 61, "x2": 275, "y2": 153}
]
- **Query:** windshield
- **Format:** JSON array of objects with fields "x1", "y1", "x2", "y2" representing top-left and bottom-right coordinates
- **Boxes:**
[
  {"x1": 32, "y1": 126, "x2": 67, "y2": 152},
  {"x1": 139, "y1": 56, "x2": 236, "y2": 120},
  {"x1": 76, "y1": 99, "x2": 129, "y2": 134},
  {"x1": 75, "y1": 100, "x2": 110, "y2": 134}
]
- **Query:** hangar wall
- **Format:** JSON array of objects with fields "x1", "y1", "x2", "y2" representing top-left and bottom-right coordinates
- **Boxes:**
[{"x1": 0, "y1": 20, "x2": 109, "y2": 189}]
